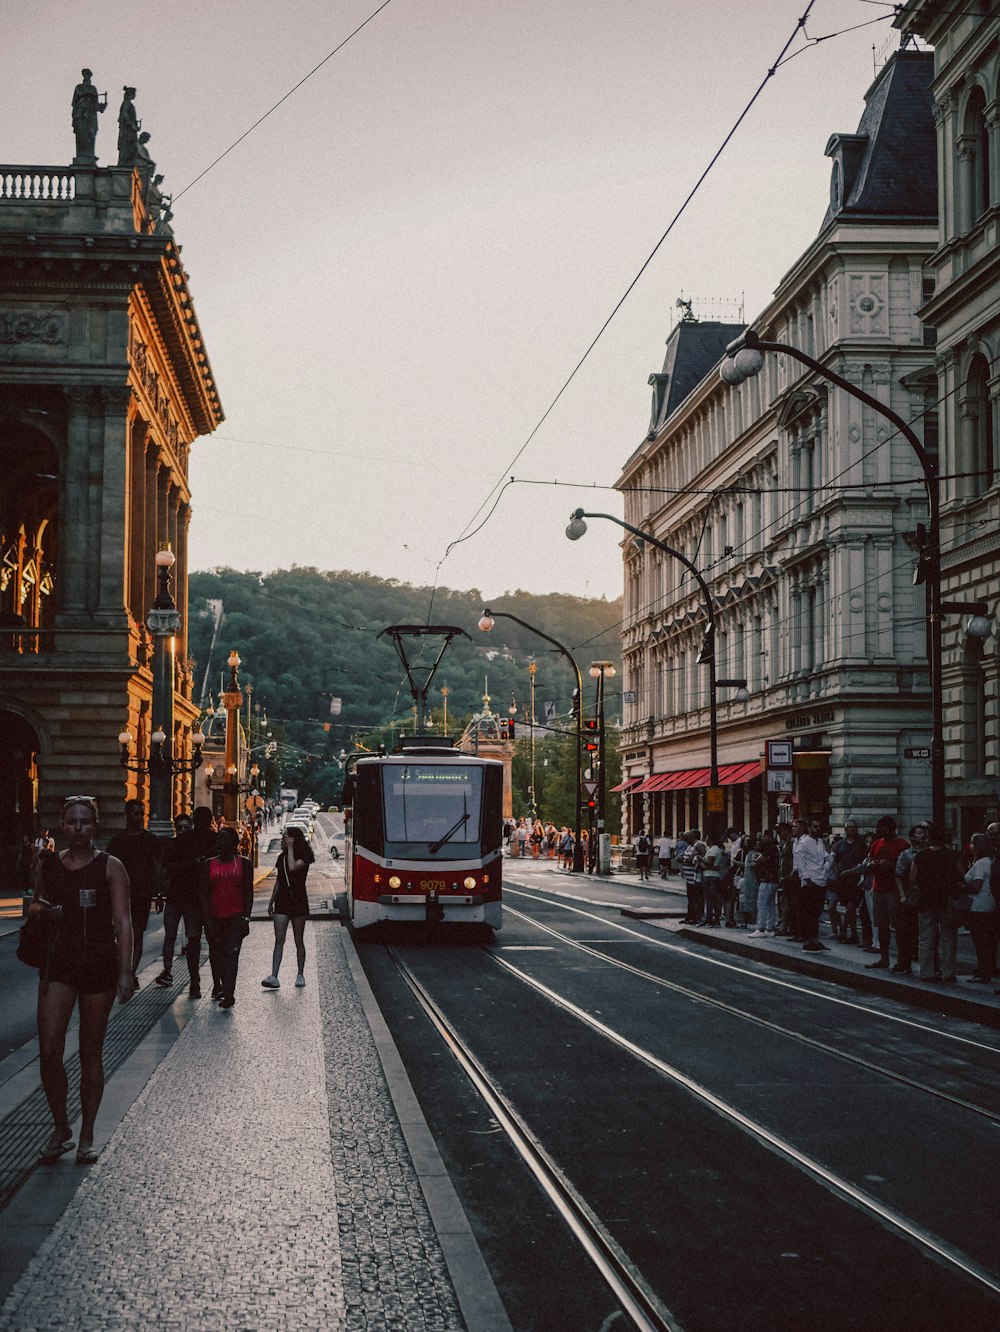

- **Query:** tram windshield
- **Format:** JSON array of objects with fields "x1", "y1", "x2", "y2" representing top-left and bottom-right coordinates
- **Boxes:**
[{"x1": 383, "y1": 764, "x2": 483, "y2": 852}]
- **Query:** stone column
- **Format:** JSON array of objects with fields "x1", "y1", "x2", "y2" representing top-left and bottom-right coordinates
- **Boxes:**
[
  {"x1": 97, "y1": 387, "x2": 131, "y2": 623},
  {"x1": 59, "y1": 386, "x2": 92, "y2": 617},
  {"x1": 128, "y1": 417, "x2": 148, "y2": 622},
  {"x1": 143, "y1": 443, "x2": 160, "y2": 612}
]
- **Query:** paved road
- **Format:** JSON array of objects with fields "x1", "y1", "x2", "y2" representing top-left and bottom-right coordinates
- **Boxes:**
[{"x1": 354, "y1": 857, "x2": 1000, "y2": 1330}]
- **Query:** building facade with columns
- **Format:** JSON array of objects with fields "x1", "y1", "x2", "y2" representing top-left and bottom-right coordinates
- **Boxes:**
[
  {"x1": 614, "y1": 49, "x2": 941, "y2": 838},
  {"x1": 895, "y1": 3, "x2": 1000, "y2": 840},
  {"x1": 0, "y1": 153, "x2": 222, "y2": 841}
]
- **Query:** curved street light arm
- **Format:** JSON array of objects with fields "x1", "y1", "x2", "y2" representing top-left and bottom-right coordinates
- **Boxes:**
[
  {"x1": 569, "y1": 511, "x2": 720, "y2": 790},
  {"x1": 721, "y1": 330, "x2": 946, "y2": 826}
]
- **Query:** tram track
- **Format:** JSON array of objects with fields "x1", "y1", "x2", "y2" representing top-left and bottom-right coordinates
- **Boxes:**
[
  {"x1": 501, "y1": 899, "x2": 1000, "y2": 1126},
  {"x1": 386, "y1": 945, "x2": 681, "y2": 1332},
  {"x1": 384, "y1": 929, "x2": 1000, "y2": 1324}
]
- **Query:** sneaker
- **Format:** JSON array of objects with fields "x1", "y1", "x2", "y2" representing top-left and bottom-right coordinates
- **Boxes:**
[
  {"x1": 154, "y1": 969, "x2": 173, "y2": 988},
  {"x1": 866, "y1": 959, "x2": 890, "y2": 969},
  {"x1": 891, "y1": 965, "x2": 912, "y2": 975},
  {"x1": 295, "y1": 974, "x2": 306, "y2": 988},
  {"x1": 261, "y1": 976, "x2": 280, "y2": 989},
  {"x1": 219, "y1": 996, "x2": 235, "y2": 1009},
  {"x1": 189, "y1": 984, "x2": 202, "y2": 999},
  {"x1": 747, "y1": 930, "x2": 766, "y2": 938}
]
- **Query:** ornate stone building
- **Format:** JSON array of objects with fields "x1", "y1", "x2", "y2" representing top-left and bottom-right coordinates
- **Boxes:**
[
  {"x1": 0, "y1": 113, "x2": 223, "y2": 842},
  {"x1": 895, "y1": 3, "x2": 1000, "y2": 839},
  {"x1": 614, "y1": 49, "x2": 940, "y2": 837}
]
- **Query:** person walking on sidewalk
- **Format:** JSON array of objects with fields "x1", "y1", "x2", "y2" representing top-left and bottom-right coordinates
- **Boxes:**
[
  {"x1": 157, "y1": 813, "x2": 204, "y2": 998},
  {"x1": 656, "y1": 832, "x2": 674, "y2": 879},
  {"x1": 635, "y1": 829, "x2": 652, "y2": 880},
  {"x1": 106, "y1": 799, "x2": 161, "y2": 988},
  {"x1": 262, "y1": 825, "x2": 314, "y2": 989},
  {"x1": 199, "y1": 826, "x2": 252, "y2": 1009},
  {"x1": 31, "y1": 796, "x2": 134, "y2": 1164}
]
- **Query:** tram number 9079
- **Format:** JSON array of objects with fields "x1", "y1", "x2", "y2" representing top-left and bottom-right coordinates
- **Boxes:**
[{"x1": 424, "y1": 880, "x2": 447, "y2": 892}]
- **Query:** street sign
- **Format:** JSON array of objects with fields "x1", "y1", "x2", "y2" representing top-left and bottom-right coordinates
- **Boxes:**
[
  {"x1": 767, "y1": 769, "x2": 794, "y2": 793},
  {"x1": 582, "y1": 780, "x2": 598, "y2": 796},
  {"x1": 544, "y1": 701, "x2": 556, "y2": 721},
  {"x1": 766, "y1": 739, "x2": 793, "y2": 767},
  {"x1": 904, "y1": 747, "x2": 931, "y2": 759},
  {"x1": 623, "y1": 690, "x2": 637, "y2": 704},
  {"x1": 706, "y1": 786, "x2": 725, "y2": 813}
]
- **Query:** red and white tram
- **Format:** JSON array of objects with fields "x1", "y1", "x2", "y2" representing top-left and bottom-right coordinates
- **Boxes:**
[{"x1": 343, "y1": 739, "x2": 503, "y2": 932}]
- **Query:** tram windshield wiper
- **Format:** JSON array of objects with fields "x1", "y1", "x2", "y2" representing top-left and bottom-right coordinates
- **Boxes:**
[{"x1": 428, "y1": 808, "x2": 470, "y2": 854}]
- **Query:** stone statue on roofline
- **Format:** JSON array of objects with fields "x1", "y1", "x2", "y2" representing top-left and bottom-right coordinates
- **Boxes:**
[
  {"x1": 71, "y1": 68, "x2": 107, "y2": 164},
  {"x1": 117, "y1": 85, "x2": 140, "y2": 166}
]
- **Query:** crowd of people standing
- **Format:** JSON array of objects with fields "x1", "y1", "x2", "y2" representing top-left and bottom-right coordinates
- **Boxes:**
[{"x1": 668, "y1": 816, "x2": 999, "y2": 986}]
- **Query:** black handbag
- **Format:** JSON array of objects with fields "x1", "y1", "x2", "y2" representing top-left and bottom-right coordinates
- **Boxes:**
[{"x1": 16, "y1": 912, "x2": 52, "y2": 969}]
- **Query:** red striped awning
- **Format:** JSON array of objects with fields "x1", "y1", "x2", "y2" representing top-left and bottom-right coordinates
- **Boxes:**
[
  {"x1": 630, "y1": 760, "x2": 761, "y2": 793},
  {"x1": 610, "y1": 776, "x2": 644, "y2": 792}
]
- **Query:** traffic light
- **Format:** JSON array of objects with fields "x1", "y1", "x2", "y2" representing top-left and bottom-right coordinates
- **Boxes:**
[
  {"x1": 498, "y1": 720, "x2": 515, "y2": 740},
  {"x1": 584, "y1": 718, "x2": 600, "y2": 752}
]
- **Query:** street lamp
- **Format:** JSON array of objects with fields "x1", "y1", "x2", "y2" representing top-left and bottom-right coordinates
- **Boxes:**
[
  {"x1": 567, "y1": 511, "x2": 742, "y2": 837},
  {"x1": 589, "y1": 661, "x2": 616, "y2": 874},
  {"x1": 479, "y1": 608, "x2": 585, "y2": 871},
  {"x1": 118, "y1": 548, "x2": 204, "y2": 835},
  {"x1": 221, "y1": 649, "x2": 243, "y2": 825},
  {"x1": 719, "y1": 327, "x2": 989, "y2": 830}
]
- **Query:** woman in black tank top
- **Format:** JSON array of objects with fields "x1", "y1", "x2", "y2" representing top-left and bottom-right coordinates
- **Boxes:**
[{"x1": 31, "y1": 797, "x2": 134, "y2": 1165}]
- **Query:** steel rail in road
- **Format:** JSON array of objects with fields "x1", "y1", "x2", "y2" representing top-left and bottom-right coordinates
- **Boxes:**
[
  {"x1": 479, "y1": 937, "x2": 1000, "y2": 1303},
  {"x1": 501, "y1": 901, "x2": 1000, "y2": 1128},
  {"x1": 503, "y1": 884, "x2": 1000, "y2": 1056},
  {"x1": 385, "y1": 947, "x2": 681, "y2": 1332}
]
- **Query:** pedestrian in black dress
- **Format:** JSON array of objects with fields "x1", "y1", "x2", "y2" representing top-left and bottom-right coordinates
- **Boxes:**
[{"x1": 262, "y1": 825, "x2": 314, "y2": 989}]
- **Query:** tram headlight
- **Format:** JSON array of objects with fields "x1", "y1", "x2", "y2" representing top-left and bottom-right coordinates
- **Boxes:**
[
  {"x1": 463, "y1": 876, "x2": 476, "y2": 890},
  {"x1": 388, "y1": 875, "x2": 401, "y2": 889}
]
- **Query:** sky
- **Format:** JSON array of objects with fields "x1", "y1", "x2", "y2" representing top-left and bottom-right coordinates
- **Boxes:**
[{"x1": 4, "y1": 0, "x2": 907, "y2": 604}]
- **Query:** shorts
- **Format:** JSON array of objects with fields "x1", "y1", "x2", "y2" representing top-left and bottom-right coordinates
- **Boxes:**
[
  {"x1": 46, "y1": 955, "x2": 120, "y2": 995},
  {"x1": 131, "y1": 896, "x2": 152, "y2": 932}
]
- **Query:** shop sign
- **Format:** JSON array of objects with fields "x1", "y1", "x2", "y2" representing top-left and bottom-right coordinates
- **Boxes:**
[
  {"x1": 784, "y1": 710, "x2": 834, "y2": 732},
  {"x1": 767, "y1": 770, "x2": 794, "y2": 793}
]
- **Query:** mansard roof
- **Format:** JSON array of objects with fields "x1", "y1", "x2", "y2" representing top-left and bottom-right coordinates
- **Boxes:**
[
  {"x1": 646, "y1": 319, "x2": 746, "y2": 437},
  {"x1": 820, "y1": 48, "x2": 936, "y2": 229}
]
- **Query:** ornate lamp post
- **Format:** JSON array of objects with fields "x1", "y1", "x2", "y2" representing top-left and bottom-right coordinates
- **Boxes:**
[
  {"x1": 479, "y1": 608, "x2": 585, "y2": 871},
  {"x1": 118, "y1": 548, "x2": 203, "y2": 835},
  {"x1": 719, "y1": 328, "x2": 990, "y2": 830},
  {"x1": 221, "y1": 649, "x2": 243, "y2": 826}
]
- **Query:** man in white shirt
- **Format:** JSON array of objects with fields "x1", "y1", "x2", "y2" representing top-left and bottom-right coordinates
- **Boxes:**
[
  {"x1": 793, "y1": 819, "x2": 830, "y2": 952},
  {"x1": 656, "y1": 833, "x2": 673, "y2": 879}
]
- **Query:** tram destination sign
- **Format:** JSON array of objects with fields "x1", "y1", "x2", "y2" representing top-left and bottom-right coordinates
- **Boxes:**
[{"x1": 904, "y1": 747, "x2": 931, "y2": 760}]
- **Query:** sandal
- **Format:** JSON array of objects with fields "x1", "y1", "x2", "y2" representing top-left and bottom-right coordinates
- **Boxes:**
[
  {"x1": 39, "y1": 1136, "x2": 75, "y2": 1163},
  {"x1": 75, "y1": 1145, "x2": 99, "y2": 1165}
]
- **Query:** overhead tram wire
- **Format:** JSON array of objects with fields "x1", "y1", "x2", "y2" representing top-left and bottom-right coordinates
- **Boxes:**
[
  {"x1": 171, "y1": 0, "x2": 397, "y2": 204},
  {"x1": 433, "y1": 1, "x2": 901, "y2": 579}
]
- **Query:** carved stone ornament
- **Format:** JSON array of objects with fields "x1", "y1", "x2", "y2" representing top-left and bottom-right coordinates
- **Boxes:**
[
  {"x1": 146, "y1": 606, "x2": 181, "y2": 635},
  {"x1": 0, "y1": 312, "x2": 64, "y2": 345}
]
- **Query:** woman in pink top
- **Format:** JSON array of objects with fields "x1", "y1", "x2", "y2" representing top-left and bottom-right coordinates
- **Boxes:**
[{"x1": 199, "y1": 826, "x2": 253, "y2": 1009}]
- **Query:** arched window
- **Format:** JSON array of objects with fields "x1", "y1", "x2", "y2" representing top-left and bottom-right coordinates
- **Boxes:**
[
  {"x1": 965, "y1": 353, "x2": 996, "y2": 489},
  {"x1": 962, "y1": 88, "x2": 990, "y2": 225}
]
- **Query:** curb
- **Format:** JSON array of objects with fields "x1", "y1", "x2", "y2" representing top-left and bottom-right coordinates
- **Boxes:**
[
  {"x1": 342, "y1": 928, "x2": 514, "y2": 1332},
  {"x1": 666, "y1": 924, "x2": 1000, "y2": 1029}
]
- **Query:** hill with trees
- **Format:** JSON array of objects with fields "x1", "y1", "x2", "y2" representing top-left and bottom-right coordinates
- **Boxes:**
[{"x1": 188, "y1": 567, "x2": 624, "y2": 822}]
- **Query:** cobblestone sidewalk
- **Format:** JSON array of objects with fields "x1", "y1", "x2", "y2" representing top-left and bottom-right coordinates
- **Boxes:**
[{"x1": 0, "y1": 924, "x2": 464, "y2": 1331}]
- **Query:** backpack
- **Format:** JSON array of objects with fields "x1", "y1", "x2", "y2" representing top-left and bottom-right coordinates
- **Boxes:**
[{"x1": 637, "y1": 836, "x2": 651, "y2": 856}]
